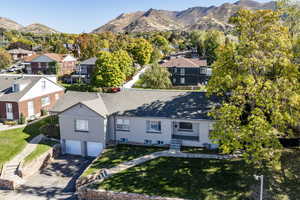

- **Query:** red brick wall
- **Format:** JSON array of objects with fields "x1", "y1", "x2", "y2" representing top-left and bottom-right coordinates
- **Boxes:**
[
  {"x1": 30, "y1": 61, "x2": 76, "y2": 76},
  {"x1": 60, "y1": 61, "x2": 76, "y2": 75},
  {"x1": 18, "y1": 90, "x2": 64, "y2": 119}
]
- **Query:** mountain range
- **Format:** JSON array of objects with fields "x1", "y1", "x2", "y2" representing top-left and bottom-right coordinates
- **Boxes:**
[
  {"x1": 92, "y1": 0, "x2": 276, "y2": 33},
  {"x1": 0, "y1": 0, "x2": 276, "y2": 34},
  {"x1": 0, "y1": 17, "x2": 59, "y2": 34}
]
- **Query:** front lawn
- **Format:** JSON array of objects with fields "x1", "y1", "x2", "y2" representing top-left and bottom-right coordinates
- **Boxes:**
[
  {"x1": 94, "y1": 157, "x2": 254, "y2": 200},
  {"x1": 0, "y1": 117, "x2": 55, "y2": 168},
  {"x1": 82, "y1": 145, "x2": 166, "y2": 176},
  {"x1": 23, "y1": 139, "x2": 58, "y2": 164}
]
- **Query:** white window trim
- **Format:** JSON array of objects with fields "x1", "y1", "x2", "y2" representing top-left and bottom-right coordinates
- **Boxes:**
[
  {"x1": 75, "y1": 119, "x2": 89, "y2": 132},
  {"x1": 116, "y1": 119, "x2": 130, "y2": 131},
  {"x1": 41, "y1": 96, "x2": 50, "y2": 107},
  {"x1": 146, "y1": 120, "x2": 161, "y2": 133}
]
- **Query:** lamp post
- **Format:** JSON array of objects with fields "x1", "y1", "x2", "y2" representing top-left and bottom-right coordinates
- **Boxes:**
[{"x1": 254, "y1": 174, "x2": 264, "y2": 200}]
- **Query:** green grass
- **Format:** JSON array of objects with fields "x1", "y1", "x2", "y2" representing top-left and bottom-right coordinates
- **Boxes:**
[
  {"x1": 24, "y1": 139, "x2": 58, "y2": 164},
  {"x1": 82, "y1": 145, "x2": 166, "y2": 177},
  {"x1": 0, "y1": 117, "x2": 54, "y2": 168},
  {"x1": 94, "y1": 157, "x2": 254, "y2": 200}
]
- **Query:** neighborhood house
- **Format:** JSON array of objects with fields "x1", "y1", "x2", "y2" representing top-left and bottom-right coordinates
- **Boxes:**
[
  {"x1": 0, "y1": 75, "x2": 65, "y2": 121},
  {"x1": 161, "y1": 57, "x2": 211, "y2": 86},
  {"x1": 8, "y1": 48, "x2": 35, "y2": 61},
  {"x1": 23, "y1": 53, "x2": 77, "y2": 76},
  {"x1": 51, "y1": 90, "x2": 217, "y2": 157}
]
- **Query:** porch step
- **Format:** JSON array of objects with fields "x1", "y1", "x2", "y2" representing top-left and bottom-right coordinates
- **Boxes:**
[{"x1": 170, "y1": 139, "x2": 182, "y2": 151}]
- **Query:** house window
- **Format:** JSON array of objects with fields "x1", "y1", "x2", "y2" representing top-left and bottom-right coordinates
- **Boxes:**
[
  {"x1": 173, "y1": 78, "x2": 176, "y2": 83},
  {"x1": 55, "y1": 94, "x2": 60, "y2": 100},
  {"x1": 157, "y1": 140, "x2": 164, "y2": 145},
  {"x1": 180, "y1": 77, "x2": 185, "y2": 84},
  {"x1": 200, "y1": 67, "x2": 207, "y2": 74},
  {"x1": 41, "y1": 96, "x2": 50, "y2": 107},
  {"x1": 180, "y1": 68, "x2": 185, "y2": 75},
  {"x1": 41, "y1": 80, "x2": 46, "y2": 89},
  {"x1": 75, "y1": 119, "x2": 89, "y2": 132},
  {"x1": 174, "y1": 68, "x2": 177, "y2": 73},
  {"x1": 119, "y1": 138, "x2": 128, "y2": 143},
  {"x1": 144, "y1": 139, "x2": 152, "y2": 145},
  {"x1": 6, "y1": 103, "x2": 13, "y2": 113},
  {"x1": 179, "y1": 122, "x2": 193, "y2": 131},
  {"x1": 116, "y1": 119, "x2": 130, "y2": 131},
  {"x1": 146, "y1": 120, "x2": 161, "y2": 133}
]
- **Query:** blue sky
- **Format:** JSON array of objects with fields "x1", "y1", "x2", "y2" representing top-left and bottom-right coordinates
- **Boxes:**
[{"x1": 1, "y1": 0, "x2": 271, "y2": 33}]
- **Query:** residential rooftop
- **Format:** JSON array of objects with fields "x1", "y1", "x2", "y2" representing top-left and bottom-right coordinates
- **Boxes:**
[
  {"x1": 160, "y1": 57, "x2": 207, "y2": 68},
  {"x1": 51, "y1": 89, "x2": 218, "y2": 120}
]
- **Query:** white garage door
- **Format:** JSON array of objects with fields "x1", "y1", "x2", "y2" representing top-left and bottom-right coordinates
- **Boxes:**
[
  {"x1": 65, "y1": 140, "x2": 81, "y2": 155},
  {"x1": 87, "y1": 142, "x2": 103, "y2": 157}
]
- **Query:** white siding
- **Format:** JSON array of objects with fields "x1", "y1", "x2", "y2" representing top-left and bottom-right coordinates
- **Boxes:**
[
  {"x1": 19, "y1": 78, "x2": 64, "y2": 101},
  {"x1": 115, "y1": 116, "x2": 214, "y2": 147}
]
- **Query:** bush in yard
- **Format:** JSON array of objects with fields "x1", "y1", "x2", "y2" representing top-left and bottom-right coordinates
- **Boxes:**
[
  {"x1": 41, "y1": 109, "x2": 48, "y2": 116},
  {"x1": 4, "y1": 121, "x2": 17, "y2": 126},
  {"x1": 19, "y1": 113, "x2": 26, "y2": 125},
  {"x1": 39, "y1": 116, "x2": 60, "y2": 139}
]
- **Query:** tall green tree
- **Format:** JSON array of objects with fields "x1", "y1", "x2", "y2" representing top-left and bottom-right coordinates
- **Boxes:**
[
  {"x1": 128, "y1": 38, "x2": 153, "y2": 66},
  {"x1": 139, "y1": 63, "x2": 172, "y2": 89},
  {"x1": 207, "y1": 9, "x2": 300, "y2": 167},
  {"x1": 112, "y1": 50, "x2": 134, "y2": 79},
  {"x1": 92, "y1": 51, "x2": 125, "y2": 87},
  {"x1": 277, "y1": 0, "x2": 300, "y2": 38},
  {"x1": 0, "y1": 48, "x2": 12, "y2": 69}
]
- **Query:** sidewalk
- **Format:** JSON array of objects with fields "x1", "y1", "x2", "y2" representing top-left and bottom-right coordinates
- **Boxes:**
[
  {"x1": 122, "y1": 66, "x2": 149, "y2": 89},
  {"x1": 2, "y1": 134, "x2": 44, "y2": 185}
]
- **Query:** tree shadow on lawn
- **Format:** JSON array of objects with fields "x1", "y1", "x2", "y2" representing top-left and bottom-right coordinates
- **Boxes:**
[
  {"x1": 98, "y1": 157, "x2": 255, "y2": 200},
  {"x1": 267, "y1": 148, "x2": 300, "y2": 200}
]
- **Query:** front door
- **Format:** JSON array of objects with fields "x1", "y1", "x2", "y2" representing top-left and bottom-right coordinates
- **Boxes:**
[
  {"x1": 27, "y1": 101, "x2": 35, "y2": 118},
  {"x1": 6, "y1": 103, "x2": 13, "y2": 120}
]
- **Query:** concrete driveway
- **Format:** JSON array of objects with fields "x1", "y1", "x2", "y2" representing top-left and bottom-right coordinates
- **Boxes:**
[{"x1": 0, "y1": 155, "x2": 92, "y2": 200}]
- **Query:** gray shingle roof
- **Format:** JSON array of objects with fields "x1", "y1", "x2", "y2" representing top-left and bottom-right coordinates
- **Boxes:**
[
  {"x1": 50, "y1": 91, "x2": 108, "y2": 117},
  {"x1": 80, "y1": 57, "x2": 97, "y2": 65},
  {"x1": 101, "y1": 89, "x2": 216, "y2": 120},
  {"x1": 52, "y1": 90, "x2": 217, "y2": 120},
  {"x1": 0, "y1": 76, "x2": 41, "y2": 102}
]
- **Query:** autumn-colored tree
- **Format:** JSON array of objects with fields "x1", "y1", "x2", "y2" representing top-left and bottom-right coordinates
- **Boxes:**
[
  {"x1": 92, "y1": 51, "x2": 126, "y2": 87},
  {"x1": 127, "y1": 38, "x2": 153, "y2": 66},
  {"x1": 0, "y1": 48, "x2": 12, "y2": 69},
  {"x1": 207, "y1": 9, "x2": 300, "y2": 167},
  {"x1": 112, "y1": 50, "x2": 134, "y2": 79}
]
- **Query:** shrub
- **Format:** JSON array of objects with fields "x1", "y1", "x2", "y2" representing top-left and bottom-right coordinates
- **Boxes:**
[
  {"x1": 4, "y1": 121, "x2": 17, "y2": 126},
  {"x1": 41, "y1": 109, "x2": 48, "y2": 116},
  {"x1": 18, "y1": 113, "x2": 26, "y2": 125}
]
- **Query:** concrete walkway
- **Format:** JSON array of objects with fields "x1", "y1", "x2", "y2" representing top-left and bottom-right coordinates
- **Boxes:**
[
  {"x1": 122, "y1": 65, "x2": 149, "y2": 89},
  {"x1": 105, "y1": 150, "x2": 235, "y2": 177},
  {"x1": 2, "y1": 134, "x2": 44, "y2": 185}
]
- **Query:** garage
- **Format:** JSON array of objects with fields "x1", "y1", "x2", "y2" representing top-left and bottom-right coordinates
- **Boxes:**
[
  {"x1": 87, "y1": 142, "x2": 103, "y2": 157},
  {"x1": 65, "y1": 140, "x2": 82, "y2": 155}
]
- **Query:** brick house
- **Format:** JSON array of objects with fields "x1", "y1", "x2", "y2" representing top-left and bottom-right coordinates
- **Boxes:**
[
  {"x1": 0, "y1": 75, "x2": 65, "y2": 122},
  {"x1": 24, "y1": 53, "x2": 77, "y2": 76},
  {"x1": 160, "y1": 57, "x2": 211, "y2": 86}
]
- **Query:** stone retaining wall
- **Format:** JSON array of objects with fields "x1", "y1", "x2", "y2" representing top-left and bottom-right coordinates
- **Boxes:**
[
  {"x1": 18, "y1": 144, "x2": 61, "y2": 178},
  {"x1": 78, "y1": 187, "x2": 186, "y2": 200}
]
